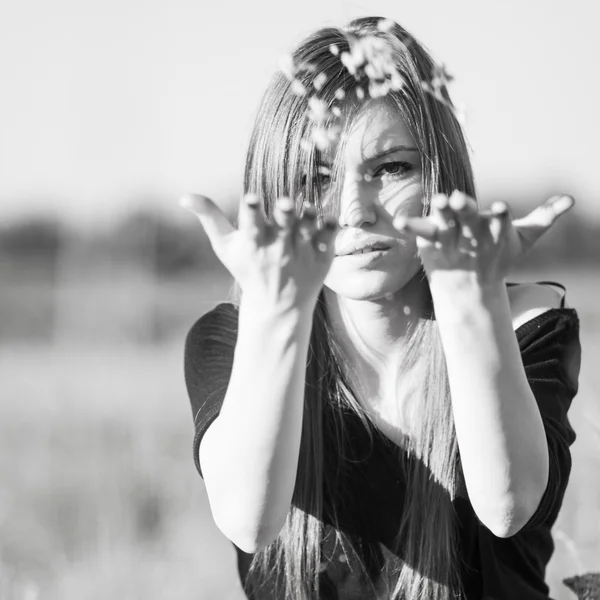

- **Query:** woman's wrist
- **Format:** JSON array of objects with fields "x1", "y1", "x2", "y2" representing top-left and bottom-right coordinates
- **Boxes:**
[
  {"x1": 240, "y1": 289, "x2": 316, "y2": 326},
  {"x1": 429, "y1": 273, "x2": 508, "y2": 326}
]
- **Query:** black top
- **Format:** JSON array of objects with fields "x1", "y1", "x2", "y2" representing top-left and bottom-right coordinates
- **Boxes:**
[{"x1": 184, "y1": 282, "x2": 581, "y2": 600}]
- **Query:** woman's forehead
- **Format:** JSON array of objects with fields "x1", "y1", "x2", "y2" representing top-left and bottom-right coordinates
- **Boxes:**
[{"x1": 320, "y1": 98, "x2": 415, "y2": 165}]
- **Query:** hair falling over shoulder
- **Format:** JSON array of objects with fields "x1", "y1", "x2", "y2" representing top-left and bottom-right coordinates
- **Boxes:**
[{"x1": 231, "y1": 15, "x2": 476, "y2": 600}]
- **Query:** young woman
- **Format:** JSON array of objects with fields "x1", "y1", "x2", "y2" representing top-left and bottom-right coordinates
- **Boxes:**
[{"x1": 182, "y1": 16, "x2": 581, "y2": 600}]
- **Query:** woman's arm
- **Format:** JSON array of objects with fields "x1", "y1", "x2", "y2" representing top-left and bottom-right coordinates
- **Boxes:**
[
  {"x1": 431, "y1": 279, "x2": 557, "y2": 538},
  {"x1": 181, "y1": 192, "x2": 338, "y2": 553},
  {"x1": 199, "y1": 295, "x2": 313, "y2": 553},
  {"x1": 395, "y1": 191, "x2": 577, "y2": 537}
]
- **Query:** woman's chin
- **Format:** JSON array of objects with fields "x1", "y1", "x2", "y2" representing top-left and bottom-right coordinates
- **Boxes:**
[
  {"x1": 323, "y1": 259, "x2": 423, "y2": 301},
  {"x1": 324, "y1": 273, "x2": 406, "y2": 302}
]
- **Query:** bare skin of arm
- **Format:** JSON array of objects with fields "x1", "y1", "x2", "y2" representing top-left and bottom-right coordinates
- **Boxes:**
[
  {"x1": 181, "y1": 191, "x2": 338, "y2": 553},
  {"x1": 199, "y1": 298, "x2": 313, "y2": 553}
]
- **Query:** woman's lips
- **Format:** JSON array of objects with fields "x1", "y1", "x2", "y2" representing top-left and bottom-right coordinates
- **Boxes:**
[{"x1": 336, "y1": 247, "x2": 391, "y2": 261}]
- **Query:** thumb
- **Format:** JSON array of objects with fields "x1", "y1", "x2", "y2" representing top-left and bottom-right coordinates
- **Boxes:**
[
  {"x1": 512, "y1": 195, "x2": 574, "y2": 252},
  {"x1": 180, "y1": 194, "x2": 235, "y2": 246}
]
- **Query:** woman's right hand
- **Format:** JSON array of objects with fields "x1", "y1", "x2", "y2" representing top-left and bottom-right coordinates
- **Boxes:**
[{"x1": 180, "y1": 193, "x2": 339, "y2": 313}]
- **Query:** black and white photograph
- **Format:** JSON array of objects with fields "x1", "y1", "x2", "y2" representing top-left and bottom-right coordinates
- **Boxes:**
[{"x1": 1, "y1": 1, "x2": 599, "y2": 599}]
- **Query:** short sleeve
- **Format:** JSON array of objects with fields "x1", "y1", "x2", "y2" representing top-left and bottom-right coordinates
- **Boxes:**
[
  {"x1": 515, "y1": 306, "x2": 581, "y2": 531},
  {"x1": 184, "y1": 302, "x2": 239, "y2": 478}
]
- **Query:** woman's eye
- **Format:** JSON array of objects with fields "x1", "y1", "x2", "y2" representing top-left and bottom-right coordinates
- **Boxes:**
[
  {"x1": 373, "y1": 161, "x2": 413, "y2": 178},
  {"x1": 315, "y1": 167, "x2": 332, "y2": 188}
]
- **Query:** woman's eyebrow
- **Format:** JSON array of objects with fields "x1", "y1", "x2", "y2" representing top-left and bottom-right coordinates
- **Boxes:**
[
  {"x1": 317, "y1": 144, "x2": 418, "y2": 168},
  {"x1": 364, "y1": 145, "x2": 419, "y2": 161}
]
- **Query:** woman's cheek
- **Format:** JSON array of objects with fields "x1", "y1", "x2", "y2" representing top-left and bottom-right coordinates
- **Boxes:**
[{"x1": 381, "y1": 182, "x2": 424, "y2": 218}]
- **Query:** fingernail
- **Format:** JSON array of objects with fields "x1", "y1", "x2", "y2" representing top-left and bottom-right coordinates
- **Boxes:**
[
  {"x1": 491, "y1": 201, "x2": 509, "y2": 215},
  {"x1": 432, "y1": 194, "x2": 448, "y2": 210},
  {"x1": 554, "y1": 195, "x2": 575, "y2": 212},
  {"x1": 244, "y1": 193, "x2": 260, "y2": 206},
  {"x1": 277, "y1": 196, "x2": 295, "y2": 211},
  {"x1": 179, "y1": 194, "x2": 197, "y2": 211},
  {"x1": 302, "y1": 205, "x2": 318, "y2": 218},
  {"x1": 449, "y1": 192, "x2": 466, "y2": 211},
  {"x1": 394, "y1": 216, "x2": 408, "y2": 230}
]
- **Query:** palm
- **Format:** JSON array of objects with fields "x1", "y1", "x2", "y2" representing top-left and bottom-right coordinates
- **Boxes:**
[{"x1": 393, "y1": 193, "x2": 574, "y2": 281}]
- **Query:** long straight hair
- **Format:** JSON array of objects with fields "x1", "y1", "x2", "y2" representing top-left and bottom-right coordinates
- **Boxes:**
[{"x1": 231, "y1": 17, "x2": 477, "y2": 600}]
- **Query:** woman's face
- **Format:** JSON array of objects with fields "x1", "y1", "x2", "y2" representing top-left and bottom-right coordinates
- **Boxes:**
[{"x1": 318, "y1": 98, "x2": 424, "y2": 300}]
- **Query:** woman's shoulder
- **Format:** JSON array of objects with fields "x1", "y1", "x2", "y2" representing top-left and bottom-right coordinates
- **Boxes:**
[
  {"x1": 506, "y1": 280, "x2": 577, "y2": 336},
  {"x1": 186, "y1": 302, "x2": 239, "y2": 353}
]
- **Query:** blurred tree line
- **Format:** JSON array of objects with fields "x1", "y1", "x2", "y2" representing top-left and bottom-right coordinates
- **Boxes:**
[
  {"x1": 0, "y1": 197, "x2": 597, "y2": 344},
  {"x1": 0, "y1": 199, "x2": 598, "y2": 275}
]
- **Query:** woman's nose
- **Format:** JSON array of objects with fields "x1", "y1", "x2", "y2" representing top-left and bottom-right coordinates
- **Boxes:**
[{"x1": 337, "y1": 174, "x2": 377, "y2": 228}]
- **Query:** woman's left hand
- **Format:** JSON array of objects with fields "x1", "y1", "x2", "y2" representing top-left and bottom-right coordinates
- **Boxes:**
[{"x1": 393, "y1": 191, "x2": 574, "y2": 287}]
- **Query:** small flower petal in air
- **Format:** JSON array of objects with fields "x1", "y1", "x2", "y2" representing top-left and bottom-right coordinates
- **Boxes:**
[
  {"x1": 312, "y1": 127, "x2": 332, "y2": 151},
  {"x1": 377, "y1": 18, "x2": 395, "y2": 32},
  {"x1": 291, "y1": 80, "x2": 307, "y2": 96},
  {"x1": 356, "y1": 86, "x2": 365, "y2": 100},
  {"x1": 363, "y1": 173, "x2": 373, "y2": 182},
  {"x1": 340, "y1": 52, "x2": 357, "y2": 75},
  {"x1": 308, "y1": 97, "x2": 330, "y2": 124},
  {"x1": 390, "y1": 71, "x2": 404, "y2": 91},
  {"x1": 313, "y1": 72, "x2": 327, "y2": 90},
  {"x1": 279, "y1": 54, "x2": 296, "y2": 80},
  {"x1": 335, "y1": 88, "x2": 346, "y2": 100},
  {"x1": 332, "y1": 106, "x2": 342, "y2": 117},
  {"x1": 329, "y1": 44, "x2": 339, "y2": 56},
  {"x1": 453, "y1": 102, "x2": 467, "y2": 125},
  {"x1": 369, "y1": 80, "x2": 390, "y2": 98}
]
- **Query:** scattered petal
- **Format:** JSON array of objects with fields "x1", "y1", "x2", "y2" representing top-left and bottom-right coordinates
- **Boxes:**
[
  {"x1": 307, "y1": 97, "x2": 330, "y2": 124},
  {"x1": 390, "y1": 71, "x2": 404, "y2": 90},
  {"x1": 403, "y1": 305, "x2": 411, "y2": 315},
  {"x1": 329, "y1": 44, "x2": 339, "y2": 56},
  {"x1": 312, "y1": 127, "x2": 332, "y2": 150},
  {"x1": 377, "y1": 18, "x2": 396, "y2": 32},
  {"x1": 363, "y1": 173, "x2": 373, "y2": 182},
  {"x1": 332, "y1": 106, "x2": 342, "y2": 117},
  {"x1": 356, "y1": 86, "x2": 365, "y2": 100},
  {"x1": 313, "y1": 72, "x2": 327, "y2": 90},
  {"x1": 340, "y1": 52, "x2": 357, "y2": 75},
  {"x1": 335, "y1": 88, "x2": 346, "y2": 100},
  {"x1": 291, "y1": 80, "x2": 307, "y2": 96},
  {"x1": 279, "y1": 54, "x2": 296, "y2": 80}
]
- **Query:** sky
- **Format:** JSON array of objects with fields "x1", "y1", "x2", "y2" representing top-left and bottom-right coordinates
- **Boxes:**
[{"x1": 1, "y1": 0, "x2": 598, "y2": 227}]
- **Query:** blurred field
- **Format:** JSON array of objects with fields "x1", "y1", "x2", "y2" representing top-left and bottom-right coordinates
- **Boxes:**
[{"x1": 1, "y1": 266, "x2": 599, "y2": 600}]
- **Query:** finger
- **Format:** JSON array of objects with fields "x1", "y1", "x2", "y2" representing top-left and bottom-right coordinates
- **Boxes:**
[
  {"x1": 430, "y1": 193, "x2": 458, "y2": 241},
  {"x1": 394, "y1": 215, "x2": 439, "y2": 242},
  {"x1": 180, "y1": 194, "x2": 235, "y2": 245},
  {"x1": 297, "y1": 203, "x2": 319, "y2": 242},
  {"x1": 238, "y1": 193, "x2": 267, "y2": 238},
  {"x1": 489, "y1": 201, "x2": 511, "y2": 243},
  {"x1": 272, "y1": 196, "x2": 298, "y2": 233},
  {"x1": 449, "y1": 190, "x2": 479, "y2": 239},
  {"x1": 313, "y1": 218, "x2": 339, "y2": 254},
  {"x1": 512, "y1": 194, "x2": 575, "y2": 251}
]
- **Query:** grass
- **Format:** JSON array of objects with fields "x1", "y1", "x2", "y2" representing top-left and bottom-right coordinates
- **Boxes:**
[{"x1": 0, "y1": 267, "x2": 598, "y2": 599}]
